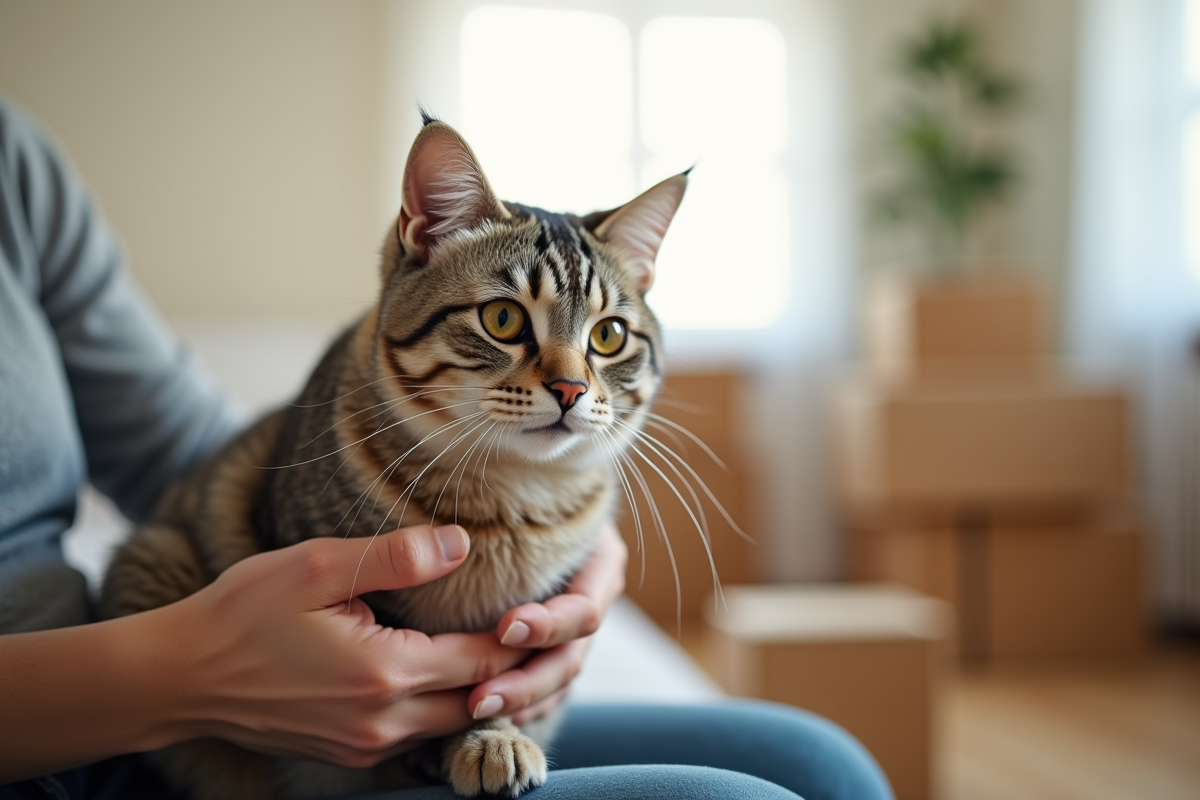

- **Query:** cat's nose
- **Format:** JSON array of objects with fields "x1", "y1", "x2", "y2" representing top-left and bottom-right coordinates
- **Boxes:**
[{"x1": 545, "y1": 379, "x2": 588, "y2": 412}]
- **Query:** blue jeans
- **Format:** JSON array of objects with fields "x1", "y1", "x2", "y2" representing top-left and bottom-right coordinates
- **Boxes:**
[{"x1": 3, "y1": 702, "x2": 893, "y2": 800}]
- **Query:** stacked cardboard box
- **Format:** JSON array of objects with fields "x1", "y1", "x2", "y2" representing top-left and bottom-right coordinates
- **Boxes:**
[
  {"x1": 705, "y1": 584, "x2": 952, "y2": 800},
  {"x1": 836, "y1": 277, "x2": 1147, "y2": 663}
]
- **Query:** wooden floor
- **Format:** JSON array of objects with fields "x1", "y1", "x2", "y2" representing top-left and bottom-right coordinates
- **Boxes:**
[
  {"x1": 678, "y1": 627, "x2": 1200, "y2": 800},
  {"x1": 942, "y1": 646, "x2": 1200, "y2": 800}
]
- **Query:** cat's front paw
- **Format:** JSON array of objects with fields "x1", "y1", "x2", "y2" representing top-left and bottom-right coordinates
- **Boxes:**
[{"x1": 448, "y1": 727, "x2": 547, "y2": 798}]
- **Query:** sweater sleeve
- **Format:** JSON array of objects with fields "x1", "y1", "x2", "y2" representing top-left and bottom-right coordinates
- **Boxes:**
[{"x1": 1, "y1": 99, "x2": 242, "y2": 523}]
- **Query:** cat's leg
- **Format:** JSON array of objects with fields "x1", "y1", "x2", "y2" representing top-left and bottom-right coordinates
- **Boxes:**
[
  {"x1": 99, "y1": 523, "x2": 208, "y2": 619},
  {"x1": 442, "y1": 718, "x2": 548, "y2": 798}
]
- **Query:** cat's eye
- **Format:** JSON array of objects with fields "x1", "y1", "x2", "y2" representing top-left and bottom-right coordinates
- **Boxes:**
[
  {"x1": 589, "y1": 317, "x2": 627, "y2": 357},
  {"x1": 480, "y1": 300, "x2": 528, "y2": 343}
]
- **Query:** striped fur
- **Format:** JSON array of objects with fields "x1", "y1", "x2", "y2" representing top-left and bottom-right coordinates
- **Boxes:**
[{"x1": 100, "y1": 120, "x2": 686, "y2": 800}]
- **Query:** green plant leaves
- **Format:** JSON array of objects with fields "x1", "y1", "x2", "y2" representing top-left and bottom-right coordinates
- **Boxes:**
[{"x1": 872, "y1": 17, "x2": 1023, "y2": 263}]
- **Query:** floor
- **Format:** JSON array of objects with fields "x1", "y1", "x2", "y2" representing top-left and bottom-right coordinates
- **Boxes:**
[
  {"x1": 679, "y1": 627, "x2": 1200, "y2": 800},
  {"x1": 942, "y1": 646, "x2": 1200, "y2": 800}
]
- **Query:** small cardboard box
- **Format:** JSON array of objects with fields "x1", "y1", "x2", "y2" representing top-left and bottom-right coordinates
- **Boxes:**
[
  {"x1": 705, "y1": 584, "x2": 952, "y2": 800},
  {"x1": 835, "y1": 377, "x2": 1132, "y2": 515},
  {"x1": 615, "y1": 370, "x2": 754, "y2": 628},
  {"x1": 864, "y1": 276, "x2": 1047, "y2": 379},
  {"x1": 848, "y1": 519, "x2": 1147, "y2": 662}
]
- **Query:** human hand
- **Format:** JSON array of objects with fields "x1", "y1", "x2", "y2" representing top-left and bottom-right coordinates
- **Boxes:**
[
  {"x1": 468, "y1": 521, "x2": 628, "y2": 725},
  {"x1": 162, "y1": 524, "x2": 526, "y2": 768}
]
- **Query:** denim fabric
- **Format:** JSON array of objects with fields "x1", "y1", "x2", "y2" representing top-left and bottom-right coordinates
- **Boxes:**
[{"x1": 3, "y1": 702, "x2": 892, "y2": 800}]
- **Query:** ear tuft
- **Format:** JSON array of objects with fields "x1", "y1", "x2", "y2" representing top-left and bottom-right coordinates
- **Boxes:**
[
  {"x1": 398, "y1": 121, "x2": 507, "y2": 260},
  {"x1": 594, "y1": 173, "x2": 688, "y2": 293}
]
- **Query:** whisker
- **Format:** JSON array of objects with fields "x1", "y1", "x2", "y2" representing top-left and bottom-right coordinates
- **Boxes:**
[
  {"x1": 611, "y1": 405, "x2": 729, "y2": 472},
  {"x1": 478, "y1": 422, "x2": 510, "y2": 498},
  {"x1": 599, "y1": 429, "x2": 645, "y2": 589},
  {"x1": 265, "y1": 399, "x2": 483, "y2": 470},
  {"x1": 301, "y1": 387, "x2": 475, "y2": 450},
  {"x1": 612, "y1": 417, "x2": 750, "y2": 543},
  {"x1": 344, "y1": 412, "x2": 492, "y2": 602},
  {"x1": 286, "y1": 375, "x2": 399, "y2": 408},
  {"x1": 338, "y1": 411, "x2": 488, "y2": 537},
  {"x1": 454, "y1": 422, "x2": 498, "y2": 525},
  {"x1": 429, "y1": 417, "x2": 493, "y2": 527},
  {"x1": 620, "y1": 451, "x2": 682, "y2": 635},
  {"x1": 644, "y1": 394, "x2": 713, "y2": 417},
  {"x1": 616, "y1": 421, "x2": 713, "y2": 553},
  {"x1": 623, "y1": 438, "x2": 724, "y2": 616}
]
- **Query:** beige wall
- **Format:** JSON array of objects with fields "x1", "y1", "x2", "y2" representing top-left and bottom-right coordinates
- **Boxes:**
[{"x1": 0, "y1": 0, "x2": 391, "y2": 323}]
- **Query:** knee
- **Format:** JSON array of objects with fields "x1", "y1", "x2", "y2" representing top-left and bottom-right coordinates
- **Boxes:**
[
  {"x1": 544, "y1": 764, "x2": 803, "y2": 800},
  {"x1": 726, "y1": 700, "x2": 895, "y2": 800}
]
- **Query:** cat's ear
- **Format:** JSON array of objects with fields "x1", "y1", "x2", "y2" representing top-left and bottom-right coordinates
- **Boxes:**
[
  {"x1": 591, "y1": 172, "x2": 688, "y2": 293},
  {"x1": 397, "y1": 120, "x2": 509, "y2": 260}
]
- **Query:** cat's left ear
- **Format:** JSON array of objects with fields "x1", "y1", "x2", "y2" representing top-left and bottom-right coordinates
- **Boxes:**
[
  {"x1": 591, "y1": 172, "x2": 688, "y2": 293},
  {"x1": 397, "y1": 120, "x2": 509, "y2": 262}
]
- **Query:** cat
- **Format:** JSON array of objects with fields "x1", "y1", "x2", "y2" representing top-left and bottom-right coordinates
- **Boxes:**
[{"x1": 99, "y1": 115, "x2": 687, "y2": 800}]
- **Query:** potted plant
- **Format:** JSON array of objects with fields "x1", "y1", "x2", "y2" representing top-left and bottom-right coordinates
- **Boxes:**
[
  {"x1": 864, "y1": 18, "x2": 1042, "y2": 377},
  {"x1": 872, "y1": 17, "x2": 1022, "y2": 268}
]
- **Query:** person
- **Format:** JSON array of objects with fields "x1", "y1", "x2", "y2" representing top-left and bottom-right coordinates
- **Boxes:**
[{"x1": 0, "y1": 97, "x2": 893, "y2": 800}]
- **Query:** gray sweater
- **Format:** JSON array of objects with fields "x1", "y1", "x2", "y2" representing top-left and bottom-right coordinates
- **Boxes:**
[{"x1": 0, "y1": 98, "x2": 240, "y2": 633}]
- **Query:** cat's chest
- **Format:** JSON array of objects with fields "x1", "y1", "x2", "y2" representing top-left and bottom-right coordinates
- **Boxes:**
[{"x1": 366, "y1": 507, "x2": 607, "y2": 635}]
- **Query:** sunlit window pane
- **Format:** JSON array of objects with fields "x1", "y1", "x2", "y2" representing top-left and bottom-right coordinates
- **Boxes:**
[
  {"x1": 640, "y1": 17, "x2": 788, "y2": 160},
  {"x1": 460, "y1": 6, "x2": 634, "y2": 213},
  {"x1": 639, "y1": 17, "x2": 789, "y2": 329},
  {"x1": 647, "y1": 160, "x2": 789, "y2": 329}
]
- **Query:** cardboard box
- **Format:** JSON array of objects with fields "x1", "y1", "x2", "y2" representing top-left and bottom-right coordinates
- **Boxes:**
[
  {"x1": 848, "y1": 519, "x2": 1147, "y2": 662},
  {"x1": 865, "y1": 276, "x2": 1047, "y2": 379},
  {"x1": 615, "y1": 370, "x2": 754, "y2": 628},
  {"x1": 705, "y1": 584, "x2": 952, "y2": 800},
  {"x1": 835, "y1": 378, "x2": 1132, "y2": 515}
]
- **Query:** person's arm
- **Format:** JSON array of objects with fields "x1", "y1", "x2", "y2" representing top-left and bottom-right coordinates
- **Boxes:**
[
  {"x1": 0, "y1": 524, "x2": 526, "y2": 783},
  {"x1": 2, "y1": 97, "x2": 241, "y2": 525}
]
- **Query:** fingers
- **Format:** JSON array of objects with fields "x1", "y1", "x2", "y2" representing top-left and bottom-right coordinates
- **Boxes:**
[
  {"x1": 496, "y1": 595, "x2": 600, "y2": 649},
  {"x1": 294, "y1": 524, "x2": 470, "y2": 607},
  {"x1": 495, "y1": 522, "x2": 626, "y2": 649},
  {"x1": 222, "y1": 689, "x2": 476, "y2": 767},
  {"x1": 467, "y1": 639, "x2": 590, "y2": 721},
  {"x1": 387, "y1": 629, "x2": 527, "y2": 694},
  {"x1": 511, "y1": 689, "x2": 568, "y2": 727}
]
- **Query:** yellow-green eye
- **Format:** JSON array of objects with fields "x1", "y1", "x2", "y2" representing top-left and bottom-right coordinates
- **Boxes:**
[
  {"x1": 480, "y1": 300, "x2": 527, "y2": 342},
  {"x1": 589, "y1": 317, "x2": 627, "y2": 356}
]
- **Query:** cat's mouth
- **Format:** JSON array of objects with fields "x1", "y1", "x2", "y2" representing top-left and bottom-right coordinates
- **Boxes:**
[{"x1": 524, "y1": 421, "x2": 572, "y2": 435}]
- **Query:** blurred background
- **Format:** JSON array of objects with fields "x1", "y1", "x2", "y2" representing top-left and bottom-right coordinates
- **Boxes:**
[{"x1": 2, "y1": 1, "x2": 1198, "y2": 798}]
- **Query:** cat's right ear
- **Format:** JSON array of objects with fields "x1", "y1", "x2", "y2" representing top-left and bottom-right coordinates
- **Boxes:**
[{"x1": 396, "y1": 122, "x2": 509, "y2": 263}]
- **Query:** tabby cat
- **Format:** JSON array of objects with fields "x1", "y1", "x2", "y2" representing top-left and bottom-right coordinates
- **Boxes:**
[{"x1": 99, "y1": 116, "x2": 687, "y2": 800}]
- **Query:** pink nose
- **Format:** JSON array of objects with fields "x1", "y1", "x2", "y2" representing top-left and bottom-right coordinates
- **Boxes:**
[{"x1": 546, "y1": 379, "x2": 588, "y2": 412}]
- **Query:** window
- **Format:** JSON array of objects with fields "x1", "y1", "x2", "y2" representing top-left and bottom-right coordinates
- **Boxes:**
[
  {"x1": 1186, "y1": 0, "x2": 1200, "y2": 274},
  {"x1": 458, "y1": 6, "x2": 789, "y2": 330}
]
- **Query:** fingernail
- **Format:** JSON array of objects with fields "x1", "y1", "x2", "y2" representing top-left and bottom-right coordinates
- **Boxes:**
[
  {"x1": 473, "y1": 694, "x2": 504, "y2": 720},
  {"x1": 435, "y1": 525, "x2": 468, "y2": 561},
  {"x1": 500, "y1": 620, "x2": 531, "y2": 646}
]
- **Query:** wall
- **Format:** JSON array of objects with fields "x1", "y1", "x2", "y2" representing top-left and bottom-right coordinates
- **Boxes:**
[{"x1": 0, "y1": 0, "x2": 390, "y2": 324}]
